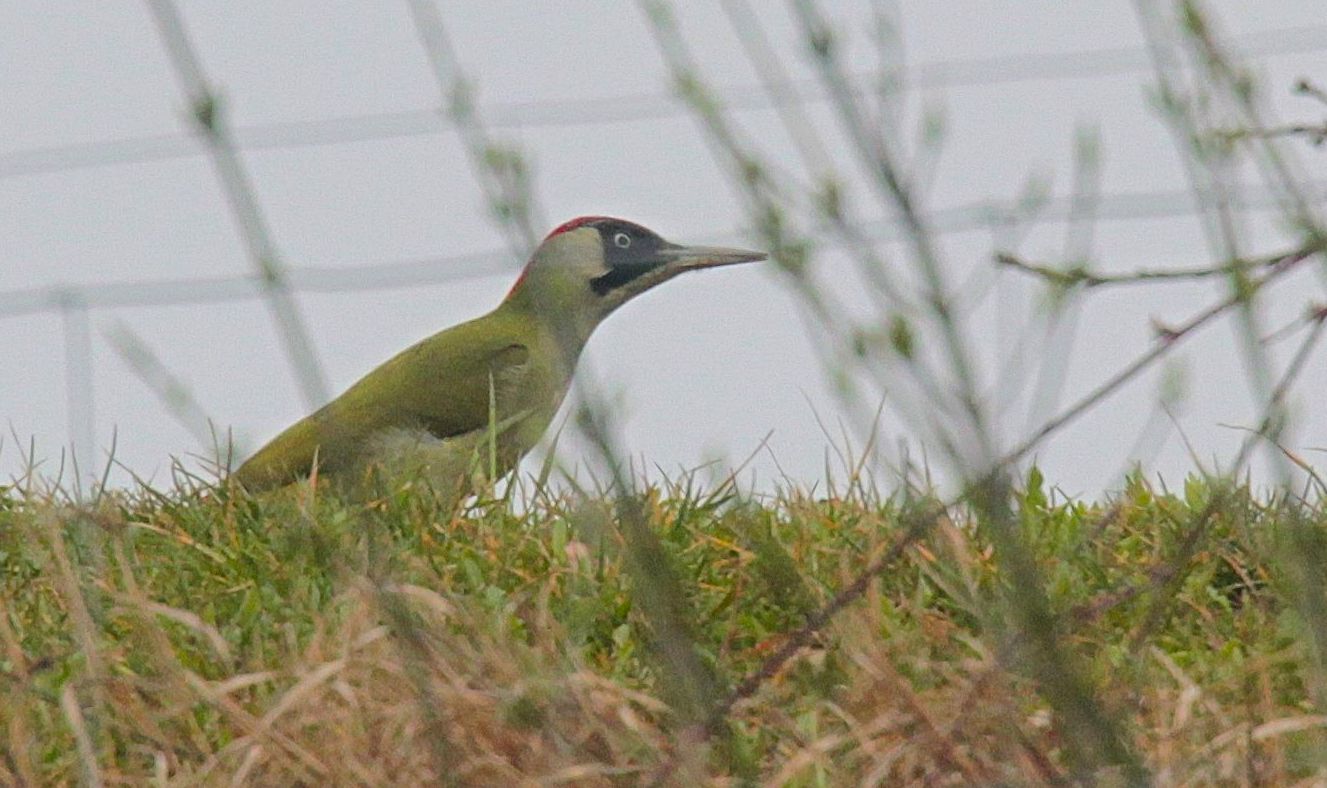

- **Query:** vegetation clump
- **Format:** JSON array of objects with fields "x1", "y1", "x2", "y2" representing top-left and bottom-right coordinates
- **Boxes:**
[{"x1": 1, "y1": 470, "x2": 1324, "y2": 784}]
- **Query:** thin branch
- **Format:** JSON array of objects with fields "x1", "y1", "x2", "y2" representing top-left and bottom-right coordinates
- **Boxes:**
[
  {"x1": 1001, "y1": 242, "x2": 1322, "y2": 468},
  {"x1": 406, "y1": 0, "x2": 543, "y2": 256},
  {"x1": 996, "y1": 246, "x2": 1291, "y2": 289},
  {"x1": 1299, "y1": 78, "x2": 1327, "y2": 106},
  {"x1": 1138, "y1": 1, "x2": 1314, "y2": 491},
  {"x1": 1261, "y1": 301, "x2": 1327, "y2": 345},
  {"x1": 1014, "y1": 128, "x2": 1102, "y2": 436},
  {"x1": 791, "y1": 0, "x2": 995, "y2": 471},
  {"x1": 1232, "y1": 299, "x2": 1327, "y2": 471},
  {"x1": 1124, "y1": 300, "x2": 1327, "y2": 651},
  {"x1": 719, "y1": 0, "x2": 915, "y2": 315},
  {"x1": 145, "y1": 0, "x2": 328, "y2": 409},
  {"x1": 1220, "y1": 123, "x2": 1327, "y2": 146},
  {"x1": 1174, "y1": 6, "x2": 1327, "y2": 277},
  {"x1": 639, "y1": 0, "x2": 955, "y2": 481},
  {"x1": 104, "y1": 321, "x2": 217, "y2": 450}
]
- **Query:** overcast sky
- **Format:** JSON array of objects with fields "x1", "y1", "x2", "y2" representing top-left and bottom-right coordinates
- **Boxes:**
[{"x1": 2, "y1": 2, "x2": 1325, "y2": 496}]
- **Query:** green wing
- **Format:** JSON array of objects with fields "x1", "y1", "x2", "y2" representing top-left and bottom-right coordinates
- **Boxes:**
[{"x1": 233, "y1": 313, "x2": 530, "y2": 490}]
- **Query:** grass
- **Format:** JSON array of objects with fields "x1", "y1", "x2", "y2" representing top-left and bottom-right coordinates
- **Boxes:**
[{"x1": 1, "y1": 466, "x2": 1326, "y2": 785}]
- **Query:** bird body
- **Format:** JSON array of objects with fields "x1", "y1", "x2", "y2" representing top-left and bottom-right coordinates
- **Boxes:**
[
  {"x1": 232, "y1": 217, "x2": 764, "y2": 494},
  {"x1": 233, "y1": 305, "x2": 564, "y2": 492}
]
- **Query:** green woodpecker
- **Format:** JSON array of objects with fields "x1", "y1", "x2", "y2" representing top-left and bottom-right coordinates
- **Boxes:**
[{"x1": 232, "y1": 217, "x2": 766, "y2": 493}]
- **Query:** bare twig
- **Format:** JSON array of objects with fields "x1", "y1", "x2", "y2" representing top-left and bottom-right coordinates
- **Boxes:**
[
  {"x1": 1262, "y1": 301, "x2": 1327, "y2": 345},
  {"x1": 1014, "y1": 129, "x2": 1102, "y2": 435},
  {"x1": 791, "y1": 0, "x2": 995, "y2": 471},
  {"x1": 719, "y1": 0, "x2": 916, "y2": 316},
  {"x1": 1135, "y1": 2, "x2": 1286, "y2": 482},
  {"x1": 105, "y1": 321, "x2": 217, "y2": 450},
  {"x1": 1169, "y1": 5, "x2": 1327, "y2": 280},
  {"x1": 641, "y1": 0, "x2": 979, "y2": 489},
  {"x1": 406, "y1": 0, "x2": 543, "y2": 256},
  {"x1": 1298, "y1": 78, "x2": 1327, "y2": 107},
  {"x1": 145, "y1": 0, "x2": 329, "y2": 410},
  {"x1": 997, "y1": 246, "x2": 1292, "y2": 289},
  {"x1": 1002, "y1": 243, "x2": 1322, "y2": 468},
  {"x1": 1220, "y1": 123, "x2": 1327, "y2": 146},
  {"x1": 1127, "y1": 14, "x2": 1327, "y2": 706},
  {"x1": 638, "y1": 0, "x2": 903, "y2": 457},
  {"x1": 1229, "y1": 294, "x2": 1327, "y2": 479},
  {"x1": 1125, "y1": 303, "x2": 1327, "y2": 650}
]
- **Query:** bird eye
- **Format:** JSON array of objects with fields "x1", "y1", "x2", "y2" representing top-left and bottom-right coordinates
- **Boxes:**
[{"x1": 613, "y1": 232, "x2": 632, "y2": 248}]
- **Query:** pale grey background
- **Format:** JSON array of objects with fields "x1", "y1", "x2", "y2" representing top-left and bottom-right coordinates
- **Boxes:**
[{"x1": 2, "y1": 2, "x2": 1325, "y2": 495}]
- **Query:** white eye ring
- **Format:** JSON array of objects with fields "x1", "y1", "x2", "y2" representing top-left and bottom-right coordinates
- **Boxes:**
[{"x1": 613, "y1": 232, "x2": 632, "y2": 248}]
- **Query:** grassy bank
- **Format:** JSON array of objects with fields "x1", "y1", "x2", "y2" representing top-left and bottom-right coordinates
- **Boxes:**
[{"x1": 1, "y1": 469, "x2": 1325, "y2": 784}]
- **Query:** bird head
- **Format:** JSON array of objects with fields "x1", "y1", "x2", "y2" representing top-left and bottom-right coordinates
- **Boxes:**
[{"x1": 505, "y1": 217, "x2": 766, "y2": 339}]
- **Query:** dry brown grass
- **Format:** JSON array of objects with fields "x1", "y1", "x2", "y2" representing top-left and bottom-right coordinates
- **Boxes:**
[{"x1": 2, "y1": 474, "x2": 1325, "y2": 785}]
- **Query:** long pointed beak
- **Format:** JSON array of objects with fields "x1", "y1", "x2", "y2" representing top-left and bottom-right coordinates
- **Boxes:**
[{"x1": 657, "y1": 243, "x2": 767, "y2": 271}]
